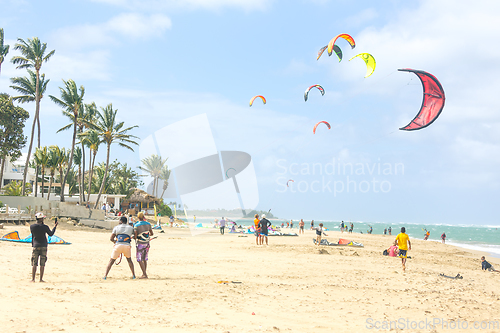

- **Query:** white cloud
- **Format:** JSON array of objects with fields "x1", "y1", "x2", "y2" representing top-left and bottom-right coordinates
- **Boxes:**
[{"x1": 50, "y1": 13, "x2": 172, "y2": 49}]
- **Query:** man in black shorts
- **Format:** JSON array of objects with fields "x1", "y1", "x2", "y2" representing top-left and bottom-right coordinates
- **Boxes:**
[
  {"x1": 30, "y1": 212, "x2": 58, "y2": 282},
  {"x1": 259, "y1": 214, "x2": 272, "y2": 245}
]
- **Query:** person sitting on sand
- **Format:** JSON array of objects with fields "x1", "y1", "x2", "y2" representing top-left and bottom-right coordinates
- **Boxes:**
[
  {"x1": 258, "y1": 214, "x2": 272, "y2": 245},
  {"x1": 395, "y1": 227, "x2": 411, "y2": 272},
  {"x1": 441, "y1": 232, "x2": 446, "y2": 244},
  {"x1": 388, "y1": 242, "x2": 399, "y2": 257},
  {"x1": 30, "y1": 213, "x2": 58, "y2": 282},
  {"x1": 481, "y1": 256, "x2": 500, "y2": 272},
  {"x1": 134, "y1": 212, "x2": 153, "y2": 279},
  {"x1": 314, "y1": 223, "x2": 328, "y2": 246},
  {"x1": 104, "y1": 216, "x2": 136, "y2": 280}
]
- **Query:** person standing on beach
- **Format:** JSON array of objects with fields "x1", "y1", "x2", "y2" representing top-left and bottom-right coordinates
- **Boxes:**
[
  {"x1": 259, "y1": 214, "x2": 271, "y2": 245},
  {"x1": 219, "y1": 217, "x2": 226, "y2": 235},
  {"x1": 30, "y1": 213, "x2": 58, "y2": 282},
  {"x1": 388, "y1": 227, "x2": 392, "y2": 235},
  {"x1": 290, "y1": 220, "x2": 294, "y2": 229},
  {"x1": 254, "y1": 214, "x2": 261, "y2": 245},
  {"x1": 349, "y1": 222, "x2": 353, "y2": 233},
  {"x1": 310, "y1": 220, "x2": 314, "y2": 230},
  {"x1": 299, "y1": 219, "x2": 305, "y2": 234},
  {"x1": 134, "y1": 212, "x2": 153, "y2": 279},
  {"x1": 441, "y1": 232, "x2": 446, "y2": 244},
  {"x1": 104, "y1": 216, "x2": 136, "y2": 280},
  {"x1": 384, "y1": 228, "x2": 387, "y2": 235},
  {"x1": 395, "y1": 227, "x2": 411, "y2": 272}
]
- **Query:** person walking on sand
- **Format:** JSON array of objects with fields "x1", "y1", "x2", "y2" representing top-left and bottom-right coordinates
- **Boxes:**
[
  {"x1": 388, "y1": 226, "x2": 392, "y2": 235},
  {"x1": 219, "y1": 217, "x2": 226, "y2": 235},
  {"x1": 134, "y1": 212, "x2": 153, "y2": 279},
  {"x1": 314, "y1": 223, "x2": 328, "y2": 246},
  {"x1": 481, "y1": 256, "x2": 500, "y2": 272},
  {"x1": 259, "y1": 214, "x2": 272, "y2": 245},
  {"x1": 441, "y1": 232, "x2": 446, "y2": 244},
  {"x1": 30, "y1": 213, "x2": 58, "y2": 282},
  {"x1": 395, "y1": 227, "x2": 411, "y2": 272},
  {"x1": 310, "y1": 220, "x2": 314, "y2": 230},
  {"x1": 299, "y1": 219, "x2": 305, "y2": 234},
  {"x1": 254, "y1": 214, "x2": 262, "y2": 245},
  {"x1": 104, "y1": 216, "x2": 136, "y2": 280}
]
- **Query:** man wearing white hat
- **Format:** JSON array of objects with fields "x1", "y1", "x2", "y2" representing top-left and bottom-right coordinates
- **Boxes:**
[{"x1": 30, "y1": 212, "x2": 58, "y2": 282}]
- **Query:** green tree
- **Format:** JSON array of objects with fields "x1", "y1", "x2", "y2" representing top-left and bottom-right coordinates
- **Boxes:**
[
  {"x1": 46, "y1": 146, "x2": 58, "y2": 200},
  {"x1": 49, "y1": 79, "x2": 84, "y2": 202},
  {"x1": 10, "y1": 70, "x2": 50, "y2": 196},
  {"x1": 11, "y1": 37, "x2": 55, "y2": 195},
  {"x1": 139, "y1": 154, "x2": 167, "y2": 198},
  {"x1": 49, "y1": 145, "x2": 67, "y2": 198},
  {"x1": 0, "y1": 28, "x2": 9, "y2": 76},
  {"x1": 4, "y1": 180, "x2": 31, "y2": 196},
  {"x1": 73, "y1": 146, "x2": 82, "y2": 202},
  {"x1": 0, "y1": 94, "x2": 29, "y2": 190},
  {"x1": 159, "y1": 164, "x2": 171, "y2": 199},
  {"x1": 89, "y1": 104, "x2": 138, "y2": 208},
  {"x1": 80, "y1": 129, "x2": 101, "y2": 202},
  {"x1": 112, "y1": 162, "x2": 143, "y2": 195}
]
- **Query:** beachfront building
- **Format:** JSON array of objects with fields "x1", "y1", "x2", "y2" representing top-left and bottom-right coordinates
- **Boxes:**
[
  {"x1": 0, "y1": 154, "x2": 36, "y2": 190},
  {"x1": 121, "y1": 188, "x2": 160, "y2": 215}
]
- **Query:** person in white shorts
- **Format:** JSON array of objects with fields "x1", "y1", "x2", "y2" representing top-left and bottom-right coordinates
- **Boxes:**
[{"x1": 104, "y1": 216, "x2": 136, "y2": 279}]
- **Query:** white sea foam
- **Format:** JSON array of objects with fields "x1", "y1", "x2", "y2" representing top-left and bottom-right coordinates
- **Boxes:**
[{"x1": 447, "y1": 241, "x2": 500, "y2": 258}]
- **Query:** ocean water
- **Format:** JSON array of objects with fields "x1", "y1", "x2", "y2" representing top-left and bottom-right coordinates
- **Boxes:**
[{"x1": 189, "y1": 217, "x2": 500, "y2": 258}]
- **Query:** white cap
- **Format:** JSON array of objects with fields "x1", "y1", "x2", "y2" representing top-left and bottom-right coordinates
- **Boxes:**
[
  {"x1": 261, "y1": 214, "x2": 266, "y2": 218},
  {"x1": 35, "y1": 212, "x2": 46, "y2": 219}
]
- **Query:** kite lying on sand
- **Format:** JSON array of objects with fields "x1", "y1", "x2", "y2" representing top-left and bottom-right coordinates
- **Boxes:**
[
  {"x1": 0, "y1": 231, "x2": 71, "y2": 244},
  {"x1": 313, "y1": 238, "x2": 364, "y2": 247}
]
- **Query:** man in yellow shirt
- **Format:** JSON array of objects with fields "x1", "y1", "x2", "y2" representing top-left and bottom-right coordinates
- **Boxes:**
[{"x1": 395, "y1": 227, "x2": 411, "y2": 272}]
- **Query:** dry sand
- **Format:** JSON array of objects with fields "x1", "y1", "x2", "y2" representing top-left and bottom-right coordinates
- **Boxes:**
[{"x1": 1, "y1": 222, "x2": 500, "y2": 333}]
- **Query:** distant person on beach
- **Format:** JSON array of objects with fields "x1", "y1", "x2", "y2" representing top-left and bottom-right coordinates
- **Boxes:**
[
  {"x1": 104, "y1": 216, "x2": 136, "y2": 280},
  {"x1": 281, "y1": 222, "x2": 284, "y2": 228},
  {"x1": 193, "y1": 215, "x2": 196, "y2": 222},
  {"x1": 341, "y1": 221, "x2": 345, "y2": 233},
  {"x1": 290, "y1": 220, "x2": 294, "y2": 229},
  {"x1": 128, "y1": 214, "x2": 134, "y2": 226},
  {"x1": 219, "y1": 217, "x2": 226, "y2": 235},
  {"x1": 349, "y1": 222, "x2": 353, "y2": 233},
  {"x1": 169, "y1": 215, "x2": 174, "y2": 227},
  {"x1": 254, "y1": 214, "x2": 261, "y2": 245},
  {"x1": 30, "y1": 212, "x2": 58, "y2": 282},
  {"x1": 287, "y1": 221, "x2": 290, "y2": 228},
  {"x1": 299, "y1": 219, "x2": 305, "y2": 234},
  {"x1": 395, "y1": 227, "x2": 411, "y2": 272},
  {"x1": 310, "y1": 220, "x2": 314, "y2": 230},
  {"x1": 441, "y1": 233, "x2": 446, "y2": 244},
  {"x1": 424, "y1": 230, "x2": 430, "y2": 241},
  {"x1": 259, "y1": 214, "x2": 272, "y2": 245},
  {"x1": 481, "y1": 256, "x2": 499, "y2": 272},
  {"x1": 384, "y1": 228, "x2": 387, "y2": 235},
  {"x1": 314, "y1": 223, "x2": 328, "y2": 246},
  {"x1": 388, "y1": 227, "x2": 392, "y2": 235},
  {"x1": 134, "y1": 212, "x2": 153, "y2": 279},
  {"x1": 367, "y1": 226, "x2": 372, "y2": 234}
]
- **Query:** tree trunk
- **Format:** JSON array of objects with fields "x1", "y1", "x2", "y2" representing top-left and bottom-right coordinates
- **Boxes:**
[
  {"x1": 60, "y1": 118, "x2": 78, "y2": 202},
  {"x1": 87, "y1": 150, "x2": 96, "y2": 203},
  {"x1": 94, "y1": 144, "x2": 110, "y2": 209},
  {"x1": 77, "y1": 165, "x2": 82, "y2": 204},
  {"x1": 0, "y1": 158, "x2": 5, "y2": 190},
  {"x1": 21, "y1": 112, "x2": 37, "y2": 196},
  {"x1": 160, "y1": 182, "x2": 168, "y2": 199},
  {"x1": 40, "y1": 166, "x2": 45, "y2": 198},
  {"x1": 47, "y1": 172, "x2": 54, "y2": 200},
  {"x1": 81, "y1": 142, "x2": 85, "y2": 204}
]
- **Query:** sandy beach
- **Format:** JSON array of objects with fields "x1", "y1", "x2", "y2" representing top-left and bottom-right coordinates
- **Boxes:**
[{"x1": 1, "y1": 222, "x2": 500, "y2": 333}]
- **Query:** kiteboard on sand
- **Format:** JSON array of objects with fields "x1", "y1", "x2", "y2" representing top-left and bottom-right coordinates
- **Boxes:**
[
  {"x1": 313, "y1": 238, "x2": 364, "y2": 247},
  {"x1": 0, "y1": 231, "x2": 71, "y2": 244}
]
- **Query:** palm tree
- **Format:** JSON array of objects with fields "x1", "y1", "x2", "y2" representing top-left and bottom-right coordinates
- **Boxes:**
[
  {"x1": 49, "y1": 79, "x2": 84, "y2": 202},
  {"x1": 4, "y1": 180, "x2": 31, "y2": 196},
  {"x1": 90, "y1": 104, "x2": 138, "y2": 208},
  {"x1": 11, "y1": 37, "x2": 55, "y2": 195},
  {"x1": 33, "y1": 146, "x2": 49, "y2": 198},
  {"x1": 10, "y1": 70, "x2": 50, "y2": 196},
  {"x1": 139, "y1": 154, "x2": 167, "y2": 198},
  {"x1": 159, "y1": 164, "x2": 171, "y2": 199},
  {"x1": 49, "y1": 145, "x2": 67, "y2": 198},
  {"x1": 0, "y1": 28, "x2": 9, "y2": 76},
  {"x1": 46, "y1": 147, "x2": 58, "y2": 200},
  {"x1": 80, "y1": 129, "x2": 101, "y2": 202}
]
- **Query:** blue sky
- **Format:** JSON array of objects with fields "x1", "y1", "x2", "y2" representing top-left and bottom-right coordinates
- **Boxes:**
[{"x1": 1, "y1": 0, "x2": 499, "y2": 224}]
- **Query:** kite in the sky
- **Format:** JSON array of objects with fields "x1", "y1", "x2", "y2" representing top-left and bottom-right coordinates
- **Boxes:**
[
  {"x1": 349, "y1": 53, "x2": 376, "y2": 78},
  {"x1": 398, "y1": 68, "x2": 445, "y2": 131},
  {"x1": 226, "y1": 168, "x2": 236, "y2": 178},
  {"x1": 317, "y1": 45, "x2": 342, "y2": 61},
  {"x1": 287, "y1": 179, "x2": 294, "y2": 187},
  {"x1": 249, "y1": 95, "x2": 266, "y2": 107},
  {"x1": 327, "y1": 34, "x2": 355, "y2": 61},
  {"x1": 313, "y1": 121, "x2": 331, "y2": 134},
  {"x1": 304, "y1": 85, "x2": 325, "y2": 101}
]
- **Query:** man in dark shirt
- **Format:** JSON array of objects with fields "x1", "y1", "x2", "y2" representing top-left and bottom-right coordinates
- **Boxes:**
[
  {"x1": 481, "y1": 256, "x2": 499, "y2": 272},
  {"x1": 30, "y1": 212, "x2": 58, "y2": 282},
  {"x1": 258, "y1": 214, "x2": 272, "y2": 245}
]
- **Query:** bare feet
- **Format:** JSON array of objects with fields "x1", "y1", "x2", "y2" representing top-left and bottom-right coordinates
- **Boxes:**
[
  {"x1": 30, "y1": 280, "x2": 35, "y2": 283},
  {"x1": 39, "y1": 280, "x2": 45, "y2": 283},
  {"x1": 139, "y1": 275, "x2": 148, "y2": 279}
]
